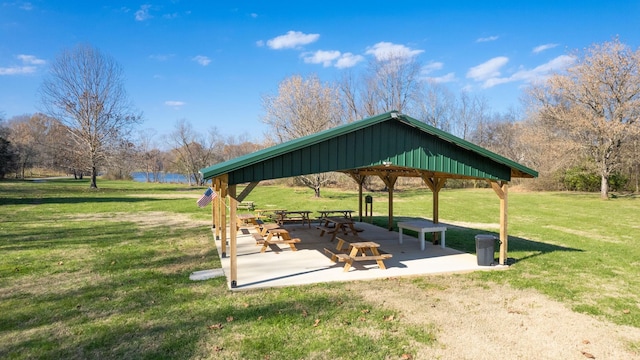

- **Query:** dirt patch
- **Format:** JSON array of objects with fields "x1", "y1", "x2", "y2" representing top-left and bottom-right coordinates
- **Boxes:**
[
  {"x1": 127, "y1": 193, "x2": 202, "y2": 199},
  {"x1": 545, "y1": 225, "x2": 622, "y2": 244},
  {"x1": 349, "y1": 275, "x2": 640, "y2": 359},
  {"x1": 67, "y1": 211, "x2": 209, "y2": 230},
  {"x1": 441, "y1": 219, "x2": 500, "y2": 231}
]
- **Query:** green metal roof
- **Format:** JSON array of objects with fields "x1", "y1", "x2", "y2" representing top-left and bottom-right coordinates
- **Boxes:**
[{"x1": 200, "y1": 111, "x2": 538, "y2": 185}]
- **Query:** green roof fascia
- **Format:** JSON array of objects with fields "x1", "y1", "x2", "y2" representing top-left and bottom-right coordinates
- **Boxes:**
[
  {"x1": 397, "y1": 114, "x2": 538, "y2": 178},
  {"x1": 199, "y1": 111, "x2": 396, "y2": 180}
]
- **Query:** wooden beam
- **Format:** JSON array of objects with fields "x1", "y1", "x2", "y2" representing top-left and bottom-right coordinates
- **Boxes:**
[
  {"x1": 228, "y1": 184, "x2": 238, "y2": 288},
  {"x1": 237, "y1": 181, "x2": 259, "y2": 202},
  {"x1": 489, "y1": 180, "x2": 509, "y2": 265},
  {"x1": 378, "y1": 173, "x2": 398, "y2": 230}
]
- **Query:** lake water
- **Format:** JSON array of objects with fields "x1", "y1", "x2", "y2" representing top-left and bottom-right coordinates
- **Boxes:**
[{"x1": 131, "y1": 172, "x2": 193, "y2": 184}]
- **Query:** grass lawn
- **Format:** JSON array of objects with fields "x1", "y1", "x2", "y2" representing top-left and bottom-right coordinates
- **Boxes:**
[{"x1": 1, "y1": 179, "x2": 638, "y2": 359}]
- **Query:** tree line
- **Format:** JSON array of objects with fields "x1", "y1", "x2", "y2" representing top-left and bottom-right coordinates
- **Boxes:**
[{"x1": 1, "y1": 39, "x2": 639, "y2": 198}]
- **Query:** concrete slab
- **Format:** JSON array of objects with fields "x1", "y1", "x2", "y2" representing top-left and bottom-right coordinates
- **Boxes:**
[
  {"x1": 189, "y1": 268, "x2": 225, "y2": 281},
  {"x1": 212, "y1": 221, "x2": 506, "y2": 290}
]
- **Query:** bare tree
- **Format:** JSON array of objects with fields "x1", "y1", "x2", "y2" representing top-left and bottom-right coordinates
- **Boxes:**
[
  {"x1": 166, "y1": 119, "x2": 224, "y2": 186},
  {"x1": 412, "y1": 81, "x2": 456, "y2": 132},
  {"x1": 0, "y1": 116, "x2": 17, "y2": 179},
  {"x1": 261, "y1": 74, "x2": 343, "y2": 143},
  {"x1": 221, "y1": 133, "x2": 261, "y2": 162},
  {"x1": 39, "y1": 44, "x2": 141, "y2": 188},
  {"x1": 261, "y1": 74, "x2": 344, "y2": 197},
  {"x1": 340, "y1": 54, "x2": 423, "y2": 118},
  {"x1": 528, "y1": 38, "x2": 640, "y2": 198},
  {"x1": 136, "y1": 129, "x2": 165, "y2": 182}
]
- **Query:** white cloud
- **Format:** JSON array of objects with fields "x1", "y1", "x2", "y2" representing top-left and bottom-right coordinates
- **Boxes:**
[
  {"x1": 266, "y1": 31, "x2": 320, "y2": 50},
  {"x1": 467, "y1": 56, "x2": 509, "y2": 81},
  {"x1": 427, "y1": 72, "x2": 456, "y2": 84},
  {"x1": 301, "y1": 50, "x2": 364, "y2": 69},
  {"x1": 165, "y1": 100, "x2": 185, "y2": 108},
  {"x1": 135, "y1": 4, "x2": 152, "y2": 21},
  {"x1": 0, "y1": 54, "x2": 45, "y2": 75},
  {"x1": 422, "y1": 61, "x2": 444, "y2": 74},
  {"x1": 365, "y1": 42, "x2": 424, "y2": 60},
  {"x1": 192, "y1": 55, "x2": 211, "y2": 66},
  {"x1": 149, "y1": 54, "x2": 174, "y2": 61},
  {"x1": 533, "y1": 43, "x2": 559, "y2": 54},
  {"x1": 17, "y1": 54, "x2": 45, "y2": 65},
  {"x1": 335, "y1": 53, "x2": 364, "y2": 69},
  {"x1": 0, "y1": 66, "x2": 36, "y2": 75},
  {"x1": 302, "y1": 50, "x2": 341, "y2": 67},
  {"x1": 476, "y1": 36, "x2": 499, "y2": 43},
  {"x1": 250, "y1": 13, "x2": 258, "y2": 18},
  {"x1": 421, "y1": 62, "x2": 455, "y2": 83},
  {"x1": 20, "y1": 2, "x2": 34, "y2": 11},
  {"x1": 476, "y1": 55, "x2": 576, "y2": 88}
]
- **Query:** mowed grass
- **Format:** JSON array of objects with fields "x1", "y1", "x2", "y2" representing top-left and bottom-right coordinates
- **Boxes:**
[{"x1": 1, "y1": 179, "x2": 639, "y2": 359}]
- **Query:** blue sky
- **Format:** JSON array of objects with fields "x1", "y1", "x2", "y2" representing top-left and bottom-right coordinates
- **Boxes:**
[{"x1": 1, "y1": 1, "x2": 639, "y2": 142}]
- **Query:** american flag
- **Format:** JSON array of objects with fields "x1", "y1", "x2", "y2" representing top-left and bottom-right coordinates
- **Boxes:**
[{"x1": 197, "y1": 187, "x2": 216, "y2": 208}]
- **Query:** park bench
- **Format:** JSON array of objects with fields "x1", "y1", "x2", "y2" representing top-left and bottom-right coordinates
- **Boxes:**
[
  {"x1": 236, "y1": 201, "x2": 255, "y2": 211},
  {"x1": 324, "y1": 244, "x2": 392, "y2": 272}
]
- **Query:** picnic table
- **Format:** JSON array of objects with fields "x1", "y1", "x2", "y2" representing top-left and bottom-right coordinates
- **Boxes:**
[
  {"x1": 324, "y1": 240, "x2": 392, "y2": 271},
  {"x1": 275, "y1": 210, "x2": 312, "y2": 227},
  {"x1": 317, "y1": 210, "x2": 354, "y2": 219},
  {"x1": 254, "y1": 209, "x2": 287, "y2": 221},
  {"x1": 236, "y1": 213, "x2": 257, "y2": 231},
  {"x1": 397, "y1": 220, "x2": 447, "y2": 251},
  {"x1": 260, "y1": 228, "x2": 301, "y2": 253},
  {"x1": 237, "y1": 213, "x2": 257, "y2": 224},
  {"x1": 317, "y1": 217, "x2": 361, "y2": 241}
]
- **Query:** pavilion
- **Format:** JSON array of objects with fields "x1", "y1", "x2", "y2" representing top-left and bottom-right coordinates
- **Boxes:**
[{"x1": 199, "y1": 111, "x2": 537, "y2": 288}]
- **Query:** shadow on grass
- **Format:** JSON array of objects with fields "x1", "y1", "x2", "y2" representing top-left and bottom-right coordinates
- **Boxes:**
[
  {"x1": 0, "y1": 196, "x2": 169, "y2": 206},
  {"x1": 369, "y1": 215, "x2": 583, "y2": 265}
]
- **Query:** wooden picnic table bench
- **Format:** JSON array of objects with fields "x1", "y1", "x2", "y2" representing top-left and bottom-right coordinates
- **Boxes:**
[
  {"x1": 275, "y1": 210, "x2": 312, "y2": 227},
  {"x1": 317, "y1": 217, "x2": 362, "y2": 241},
  {"x1": 254, "y1": 208, "x2": 287, "y2": 221},
  {"x1": 334, "y1": 235, "x2": 363, "y2": 252},
  {"x1": 260, "y1": 228, "x2": 301, "y2": 253},
  {"x1": 236, "y1": 201, "x2": 255, "y2": 211},
  {"x1": 318, "y1": 210, "x2": 354, "y2": 219},
  {"x1": 252, "y1": 223, "x2": 281, "y2": 244},
  {"x1": 324, "y1": 241, "x2": 392, "y2": 271}
]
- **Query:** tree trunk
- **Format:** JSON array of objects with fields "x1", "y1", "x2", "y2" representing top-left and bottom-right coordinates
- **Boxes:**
[
  {"x1": 314, "y1": 186, "x2": 321, "y2": 198},
  {"x1": 600, "y1": 173, "x2": 609, "y2": 199},
  {"x1": 90, "y1": 166, "x2": 98, "y2": 188}
]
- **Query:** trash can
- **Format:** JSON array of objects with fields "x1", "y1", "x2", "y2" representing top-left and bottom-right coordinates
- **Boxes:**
[{"x1": 475, "y1": 235, "x2": 496, "y2": 266}]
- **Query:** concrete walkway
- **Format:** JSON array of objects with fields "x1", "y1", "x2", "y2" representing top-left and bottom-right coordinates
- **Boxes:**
[{"x1": 212, "y1": 221, "x2": 506, "y2": 290}]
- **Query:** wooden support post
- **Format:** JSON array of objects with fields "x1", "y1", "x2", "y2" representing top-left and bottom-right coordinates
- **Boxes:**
[
  {"x1": 214, "y1": 178, "x2": 222, "y2": 240},
  {"x1": 220, "y1": 175, "x2": 228, "y2": 258},
  {"x1": 422, "y1": 175, "x2": 446, "y2": 244},
  {"x1": 489, "y1": 180, "x2": 509, "y2": 265},
  {"x1": 229, "y1": 184, "x2": 238, "y2": 288},
  {"x1": 378, "y1": 172, "x2": 398, "y2": 230},
  {"x1": 358, "y1": 179, "x2": 363, "y2": 222},
  {"x1": 211, "y1": 180, "x2": 218, "y2": 229},
  {"x1": 346, "y1": 171, "x2": 367, "y2": 222}
]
